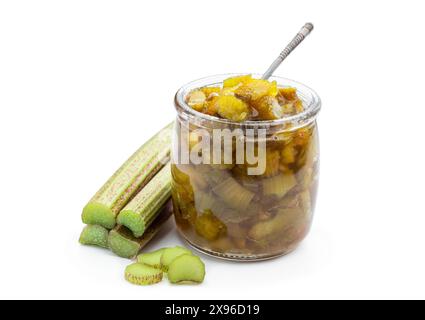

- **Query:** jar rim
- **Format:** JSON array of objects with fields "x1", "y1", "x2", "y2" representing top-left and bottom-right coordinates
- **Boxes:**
[{"x1": 174, "y1": 73, "x2": 321, "y2": 130}]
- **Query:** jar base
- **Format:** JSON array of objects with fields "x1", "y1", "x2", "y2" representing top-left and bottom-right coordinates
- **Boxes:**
[{"x1": 180, "y1": 232, "x2": 299, "y2": 262}]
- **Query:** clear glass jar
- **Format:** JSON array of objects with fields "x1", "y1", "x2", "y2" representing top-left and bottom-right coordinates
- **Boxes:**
[{"x1": 172, "y1": 74, "x2": 321, "y2": 261}]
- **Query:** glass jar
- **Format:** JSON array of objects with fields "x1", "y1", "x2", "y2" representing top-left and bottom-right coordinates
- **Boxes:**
[{"x1": 172, "y1": 74, "x2": 321, "y2": 261}]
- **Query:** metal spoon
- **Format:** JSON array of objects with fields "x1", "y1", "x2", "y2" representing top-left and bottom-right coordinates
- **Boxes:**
[{"x1": 262, "y1": 23, "x2": 314, "y2": 80}]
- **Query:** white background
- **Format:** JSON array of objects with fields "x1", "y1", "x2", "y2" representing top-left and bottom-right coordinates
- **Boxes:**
[{"x1": 1, "y1": 0, "x2": 424, "y2": 300}]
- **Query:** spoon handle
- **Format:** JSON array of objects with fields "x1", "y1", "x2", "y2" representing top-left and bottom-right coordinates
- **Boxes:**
[{"x1": 262, "y1": 23, "x2": 314, "y2": 80}]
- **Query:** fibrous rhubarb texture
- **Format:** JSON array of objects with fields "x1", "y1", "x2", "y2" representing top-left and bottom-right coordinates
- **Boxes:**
[
  {"x1": 117, "y1": 163, "x2": 172, "y2": 237},
  {"x1": 108, "y1": 202, "x2": 172, "y2": 258},
  {"x1": 125, "y1": 263, "x2": 163, "y2": 286},
  {"x1": 81, "y1": 122, "x2": 173, "y2": 229},
  {"x1": 79, "y1": 225, "x2": 109, "y2": 248}
]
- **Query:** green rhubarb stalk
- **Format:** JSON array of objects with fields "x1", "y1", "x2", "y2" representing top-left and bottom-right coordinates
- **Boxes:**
[
  {"x1": 109, "y1": 201, "x2": 173, "y2": 258},
  {"x1": 79, "y1": 225, "x2": 109, "y2": 249},
  {"x1": 117, "y1": 163, "x2": 172, "y2": 238},
  {"x1": 81, "y1": 122, "x2": 173, "y2": 229}
]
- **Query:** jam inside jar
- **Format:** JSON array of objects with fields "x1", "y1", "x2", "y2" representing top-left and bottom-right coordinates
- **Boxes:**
[{"x1": 172, "y1": 74, "x2": 321, "y2": 261}]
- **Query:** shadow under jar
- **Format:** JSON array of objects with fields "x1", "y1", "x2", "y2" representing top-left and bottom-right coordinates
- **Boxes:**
[{"x1": 172, "y1": 74, "x2": 321, "y2": 261}]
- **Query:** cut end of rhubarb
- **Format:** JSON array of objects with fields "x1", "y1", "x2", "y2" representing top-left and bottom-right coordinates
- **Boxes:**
[
  {"x1": 167, "y1": 255, "x2": 206, "y2": 284},
  {"x1": 108, "y1": 228, "x2": 140, "y2": 259},
  {"x1": 117, "y1": 210, "x2": 146, "y2": 238},
  {"x1": 82, "y1": 203, "x2": 116, "y2": 229},
  {"x1": 79, "y1": 225, "x2": 109, "y2": 249},
  {"x1": 125, "y1": 263, "x2": 163, "y2": 286},
  {"x1": 137, "y1": 248, "x2": 167, "y2": 269}
]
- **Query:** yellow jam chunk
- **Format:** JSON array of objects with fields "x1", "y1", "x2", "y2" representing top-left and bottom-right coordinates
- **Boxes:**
[
  {"x1": 223, "y1": 74, "x2": 253, "y2": 88},
  {"x1": 216, "y1": 96, "x2": 250, "y2": 122},
  {"x1": 235, "y1": 79, "x2": 278, "y2": 101},
  {"x1": 201, "y1": 87, "x2": 221, "y2": 98},
  {"x1": 186, "y1": 75, "x2": 303, "y2": 121},
  {"x1": 195, "y1": 210, "x2": 227, "y2": 241}
]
